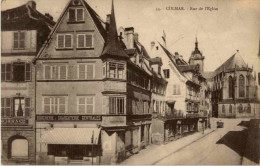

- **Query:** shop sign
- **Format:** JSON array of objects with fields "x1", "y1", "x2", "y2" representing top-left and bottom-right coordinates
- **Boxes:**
[
  {"x1": 2, "y1": 118, "x2": 28, "y2": 126},
  {"x1": 186, "y1": 113, "x2": 199, "y2": 118},
  {"x1": 102, "y1": 116, "x2": 126, "y2": 126},
  {"x1": 36, "y1": 115, "x2": 102, "y2": 121}
]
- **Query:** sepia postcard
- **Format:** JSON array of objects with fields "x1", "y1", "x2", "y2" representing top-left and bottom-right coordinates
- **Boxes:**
[{"x1": 1, "y1": 0, "x2": 260, "y2": 165}]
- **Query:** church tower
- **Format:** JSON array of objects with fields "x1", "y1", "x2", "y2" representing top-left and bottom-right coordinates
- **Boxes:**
[{"x1": 189, "y1": 38, "x2": 205, "y2": 73}]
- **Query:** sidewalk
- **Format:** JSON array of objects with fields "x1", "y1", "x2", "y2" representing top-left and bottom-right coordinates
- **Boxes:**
[{"x1": 119, "y1": 127, "x2": 216, "y2": 165}]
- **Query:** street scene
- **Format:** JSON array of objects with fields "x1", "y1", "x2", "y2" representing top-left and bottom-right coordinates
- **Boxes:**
[{"x1": 1, "y1": 0, "x2": 260, "y2": 165}]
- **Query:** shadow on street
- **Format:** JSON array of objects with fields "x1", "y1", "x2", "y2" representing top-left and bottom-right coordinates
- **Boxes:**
[{"x1": 216, "y1": 129, "x2": 248, "y2": 156}]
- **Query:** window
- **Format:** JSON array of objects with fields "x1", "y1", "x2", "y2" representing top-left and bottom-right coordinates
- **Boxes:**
[
  {"x1": 222, "y1": 105, "x2": 225, "y2": 113},
  {"x1": 77, "y1": 96, "x2": 94, "y2": 114},
  {"x1": 43, "y1": 96, "x2": 67, "y2": 114},
  {"x1": 109, "y1": 97, "x2": 125, "y2": 114},
  {"x1": 13, "y1": 31, "x2": 25, "y2": 49},
  {"x1": 247, "y1": 104, "x2": 251, "y2": 113},
  {"x1": 78, "y1": 63, "x2": 95, "y2": 79},
  {"x1": 239, "y1": 75, "x2": 245, "y2": 97},
  {"x1": 106, "y1": 62, "x2": 125, "y2": 79},
  {"x1": 69, "y1": 8, "x2": 84, "y2": 22},
  {"x1": 1, "y1": 98, "x2": 11, "y2": 117},
  {"x1": 57, "y1": 34, "x2": 72, "y2": 49},
  {"x1": 229, "y1": 105, "x2": 232, "y2": 113},
  {"x1": 238, "y1": 104, "x2": 243, "y2": 113},
  {"x1": 44, "y1": 64, "x2": 67, "y2": 80},
  {"x1": 173, "y1": 84, "x2": 181, "y2": 95},
  {"x1": 163, "y1": 69, "x2": 170, "y2": 78},
  {"x1": 1, "y1": 97, "x2": 30, "y2": 117},
  {"x1": 77, "y1": 34, "x2": 93, "y2": 48},
  {"x1": 228, "y1": 76, "x2": 234, "y2": 98},
  {"x1": 2, "y1": 63, "x2": 31, "y2": 82}
]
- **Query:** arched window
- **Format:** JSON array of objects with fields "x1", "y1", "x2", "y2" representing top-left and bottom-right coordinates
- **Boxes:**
[
  {"x1": 222, "y1": 105, "x2": 225, "y2": 113},
  {"x1": 229, "y1": 105, "x2": 232, "y2": 113},
  {"x1": 247, "y1": 104, "x2": 251, "y2": 113},
  {"x1": 238, "y1": 104, "x2": 243, "y2": 113},
  {"x1": 229, "y1": 76, "x2": 233, "y2": 98},
  {"x1": 239, "y1": 75, "x2": 245, "y2": 97}
]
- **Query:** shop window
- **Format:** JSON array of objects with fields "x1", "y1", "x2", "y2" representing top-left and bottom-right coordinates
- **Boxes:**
[
  {"x1": 43, "y1": 96, "x2": 67, "y2": 114},
  {"x1": 163, "y1": 69, "x2": 170, "y2": 78},
  {"x1": 77, "y1": 96, "x2": 94, "y2": 114},
  {"x1": 78, "y1": 63, "x2": 95, "y2": 79},
  {"x1": 57, "y1": 34, "x2": 72, "y2": 49},
  {"x1": 13, "y1": 31, "x2": 25, "y2": 50},
  {"x1": 239, "y1": 75, "x2": 245, "y2": 97},
  {"x1": 69, "y1": 8, "x2": 84, "y2": 22},
  {"x1": 77, "y1": 34, "x2": 93, "y2": 48},
  {"x1": 44, "y1": 64, "x2": 67, "y2": 80},
  {"x1": 109, "y1": 97, "x2": 125, "y2": 114}
]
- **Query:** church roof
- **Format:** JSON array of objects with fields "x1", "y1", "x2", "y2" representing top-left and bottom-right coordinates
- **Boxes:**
[
  {"x1": 101, "y1": 0, "x2": 129, "y2": 59},
  {"x1": 215, "y1": 50, "x2": 247, "y2": 74}
]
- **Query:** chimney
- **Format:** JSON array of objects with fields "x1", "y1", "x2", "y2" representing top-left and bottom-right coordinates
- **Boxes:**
[
  {"x1": 175, "y1": 52, "x2": 179, "y2": 59},
  {"x1": 134, "y1": 33, "x2": 139, "y2": 42},
  {"x1": 45, "y1": 13, "x2": 53, "y2": 21},
  {"x1": 106, "y1": 14, "x2": 111, "y2": 32},
  {"x1": 151, "y1": 41, "x2": 155, "y2": 50},
  {"x1": 125, "y1": 27, "x2": 134, "y2": 49},
  {"x1": 27, "y1": 1, "x2": 36, "y2": 10}
]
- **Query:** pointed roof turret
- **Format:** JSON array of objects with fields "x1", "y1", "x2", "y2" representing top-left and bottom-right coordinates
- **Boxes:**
[{"x1": 101, "y1": 0, "x2": 129, "y2": 59}]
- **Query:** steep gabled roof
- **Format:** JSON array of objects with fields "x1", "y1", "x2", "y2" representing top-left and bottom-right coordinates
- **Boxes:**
[
  {"x1": 1, "y1": 2, "x2": 55, "y2": 30},
  {"x1": 215, "y1": 51, "x2": 247, "y2": 74},
  {"x1": 101, "y1": 0, "x2": 129, "y2": 59}
]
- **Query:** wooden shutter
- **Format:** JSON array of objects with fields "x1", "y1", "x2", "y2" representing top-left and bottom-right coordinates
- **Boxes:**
[
  {"x1": 69, "y1": 8, "x2": 75, "y2": 22},
  {"x1": 57, "y1": 35, "x2": 64, "y2": 48},
  {"x1": 6, "y1": 64, "x2": 12, "y2": 81},
  {"x1": 1, "y1": 64, "x2": 6, "y2": 81},
  {"x1": 20, "y1": 32, "x2": 25, "y2": 49},
  {"x1": 44, "y1": 65, "x2": 51, "y2": 79},
  {"x1": 14, "y1": 32, "x2": 19, "y2": 49},
  {"x1": 25, "y1": 98, "x2": 31, "y2": 117},
  {"x1": 1, "y1": 98, "x2": 4, "y2": 117},
  {"x1": 77, "y1": 34, "x2": 85, "y2": 48},
  {"x1": 25, "y1": 63, "x2": 31, "y2": 81},
  {"x1": 59, "y1": 65, "x2": 67, "y2": 80},
  {"x1": 85, "y1": 35, "x2": 92, "y2": 48},
  {"x1": 5, "y1": 98, "x2": 11, "y2": 117},
  {"x1": 77, "y1": 9, "x2": 84, "y2": 21},
  {"x1": 78, "y1": 64, "x2": 85, "y2": 79},
  {"x1": 86, "y1": 64, "x2": 94, "y2": 79},
  {"x1": 102, "y1": 96, "x2": 108, "y2": 114},
  {"x1": 65, "y1": 35, "x2": 72, "y2": 48}
]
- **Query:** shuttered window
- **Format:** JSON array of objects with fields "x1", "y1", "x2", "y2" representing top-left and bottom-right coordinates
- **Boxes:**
[
  {"x1": 43, "y1": 96, "x2": 67, "y2": 114},
  {"x1": 6, "y1": 64, "x2": 12, "y2": 81},
  {"x1": 57, "y1": 34, "x2": 72, "y2": 49},
  {"x1": 25, "y1": 98, "x2": 31, "y2": 117},
  {"x1": 1, "y1": 98, "x2": 12, "y2": 117},
  {"x1": 77, "y1": 96, "x2": 94, "y2": 114},
  {"x1": 2, "y1": 63, "x2": 31, "y2": 82},
  {"x1": 68, "y1": 8, "x2": 84, "y2": 22},
  {"x1": 1, "y1": 64, "x2": 6, "y2": 81},
  {"x1": 77, "y1": 63, "x2": 95, "y2": 79},
  {"x1": 25, "y1": 63, "x2": 31, "y2": 81},
  {"x1": 44, "y1": 64, "x2": 67, "y2": 80},
  {"x1": 13, "y1": 31, "x2": 25, "y2": 49},
  {"x1": 77, "y1": 34, "x2": 93, "y2": 48}
]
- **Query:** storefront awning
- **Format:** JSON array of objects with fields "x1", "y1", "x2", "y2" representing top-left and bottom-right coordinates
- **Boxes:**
[{"x1": 41, "y1": 128, "x2": 101, "y2": 145}]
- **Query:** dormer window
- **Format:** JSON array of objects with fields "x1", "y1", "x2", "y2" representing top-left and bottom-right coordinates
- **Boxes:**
[{"x1": 69, "y1": 8, "x2": 84, "y2": 22}]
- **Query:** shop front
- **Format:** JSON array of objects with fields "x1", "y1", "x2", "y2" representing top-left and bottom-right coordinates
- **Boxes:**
[{"x1": 37, "y1": 127, "x2": 101, "y2": 165}]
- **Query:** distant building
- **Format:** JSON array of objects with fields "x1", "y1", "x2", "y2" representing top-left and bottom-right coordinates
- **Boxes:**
[
  {"x1": 211, "y1": 50, "x2": 260, "y2": 118},
  {"x1": 1, "y1": 1, "x2": 55, "y2": 164}
]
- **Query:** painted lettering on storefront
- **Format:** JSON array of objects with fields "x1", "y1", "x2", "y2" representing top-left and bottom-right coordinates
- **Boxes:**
[
  {"x1": 1, "y1": 118, "x2": 28, "y2": 126},
  {"x1": 36, "y1": 115, "x2": 102, "y2": 121}
]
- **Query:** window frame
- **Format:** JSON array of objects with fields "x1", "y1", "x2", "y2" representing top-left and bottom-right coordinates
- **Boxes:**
[
  {"x1": 44, "y1": 64, "x2": 68, "y2": 80},
  {"x1": 68, "y1": 8, "x2": 84, "y2": 22},
  {"x1": 76, "y1": 34, "x2": 94, "y2": 49},
  {"x1": 13, "y1": 31, "x2": 25, "y2": 50},
  {"x1": 239, "y1": 75, "x2": 245, "y2": 98},
  {"x1": 56, "y1": 34, "x2": 73, "y2": 49},
  {"x1": 77, "y1": 63, "x2": 95, "y2": 80},
  {"x1": 173, "y1": 84, "x2": 181, "y2": 95},
  {"x1": 77, "y1": 96, "x2": 95, "y2": 114},
  {"x1": 106, "y1": 62, "x2": 125, "y2": 80},
  {"x1": 108, "y1": 96, "x2": 125, "y2": 115},
  {"x1": 42, "y1": 96, "x2": 68, "y2": 114}
]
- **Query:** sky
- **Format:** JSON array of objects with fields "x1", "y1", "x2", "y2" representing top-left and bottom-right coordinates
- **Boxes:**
[{"x1": 2, "y1": 0, "x2": 260, "y2": 72}]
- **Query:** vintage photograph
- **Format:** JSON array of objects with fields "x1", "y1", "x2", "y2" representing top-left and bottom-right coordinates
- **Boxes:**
[{"x1": 1, "y1": 0, "x2": 260, "y2": 165}]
